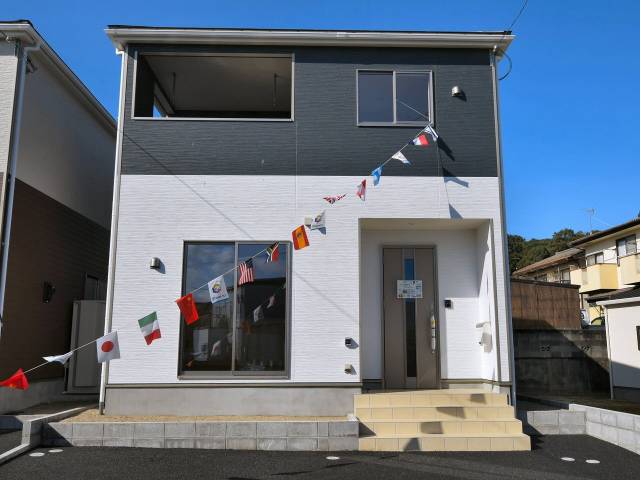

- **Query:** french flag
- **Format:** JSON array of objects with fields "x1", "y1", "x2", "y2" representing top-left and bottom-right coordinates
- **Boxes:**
[{"x1": 412, "y1": 134, "x2": 429, "y2": 147}]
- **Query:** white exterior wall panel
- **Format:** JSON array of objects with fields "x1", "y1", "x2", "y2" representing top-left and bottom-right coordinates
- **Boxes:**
[{"x1": 109, "y1": 174, "x2": 509, "y2": 385}]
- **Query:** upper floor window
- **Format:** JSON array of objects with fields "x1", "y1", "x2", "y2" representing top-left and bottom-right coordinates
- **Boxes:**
[
  {"x1": 133, "y1": 53, "x2": 293, "y2": 121},
  {"x1": 586, "y1": 252, "x2": 604, "y2": 266},
  {"x1": 559, "y1": 268, "x2": 571, "y2": 284},
  {"x1": 357, "y1": 70, "x2": 433, "y2": 126},
  {"x1": 616, "y1": 235, "x2": 637, "y2": 257},
  {"x1": 534, "y1": 273, "x2": 548, "y2": 282}
]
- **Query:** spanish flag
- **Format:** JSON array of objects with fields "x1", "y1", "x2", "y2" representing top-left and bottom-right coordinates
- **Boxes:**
[
  {"x1": 0, "y1": 368, "x2": 29, "y2": 390},
  {"x1": 292, "y1": 225, "x2": 310, "y2": 250}
]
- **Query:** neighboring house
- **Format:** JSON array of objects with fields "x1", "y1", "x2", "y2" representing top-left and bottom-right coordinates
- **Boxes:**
[
  {"x1": 103, "y1": 26, "x2": 517, "y2": 418},
  {"x1": 568, "y1": 217, "x2": 640, "y2": 401},
  {"x1": 0, "y1": 21, "x2": 115, "y2": 412},
  {"x1": 512, "y1": 247, "x2": 583, "y2": 284}
]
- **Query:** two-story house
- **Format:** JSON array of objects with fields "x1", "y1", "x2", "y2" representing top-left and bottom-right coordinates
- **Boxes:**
[
  {"x1": 568, "y1": 217, "x2": 640, "y2": 400},
  {"x1": 101, "y1": 26, "x2": 528, "y2": 451},
  {"x1": 0, "y1": 21, "x2": 114, "y2": 413}
]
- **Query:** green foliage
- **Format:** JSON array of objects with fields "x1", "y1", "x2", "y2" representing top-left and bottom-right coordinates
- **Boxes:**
[{"x1": 507, "y1": 228, "x2": 587, "y2": 273}]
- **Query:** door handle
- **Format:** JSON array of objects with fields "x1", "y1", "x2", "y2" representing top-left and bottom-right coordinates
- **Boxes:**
[{"x1": 430, "y1": 308, "x2": 436, "y2": 353}]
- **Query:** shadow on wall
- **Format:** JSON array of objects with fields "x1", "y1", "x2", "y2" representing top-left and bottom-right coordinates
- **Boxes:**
[{"x1": 514, "y1": 328, "x2": 610, "y2": 396}]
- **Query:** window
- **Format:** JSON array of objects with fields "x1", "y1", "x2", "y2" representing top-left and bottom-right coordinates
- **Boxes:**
[
  {"x1": 180, "y1": 242, "x2": 289, "y2": 377},
  {"x1": 616, "y1": 235, "x2": 637, "y2": 257},
  {"x1": 134, "y1": 54, "x2": 293, "y2": 120},
  {"x1": 559, "y1": 268, "x2": 571, "y2": 284},
  {"x1": 534, "y1": 274, "x2": 548, "y2": 282},
  {"x1": 357, "y1": 70, "x2": 433, "y2": 125},
  {"x1": 586, "y1": 252, "x2": 604, "y2": 267}
]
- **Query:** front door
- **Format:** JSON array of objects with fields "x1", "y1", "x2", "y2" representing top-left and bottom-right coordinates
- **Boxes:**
[{"x1": 383, "y1": 247, "x2": 438, "y2": 389}]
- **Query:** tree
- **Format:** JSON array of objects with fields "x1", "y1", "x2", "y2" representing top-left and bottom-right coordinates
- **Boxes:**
[{"x1": 507, "y1": 228, "x2": 587, "y2": 273}]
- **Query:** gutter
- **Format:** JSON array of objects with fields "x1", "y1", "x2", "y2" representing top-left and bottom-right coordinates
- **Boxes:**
[
  {"x1": 98, "y1": 46, "x2": 128, "y2": 414},
  {"x1": 0, "y1": 38, "x2": 41, "y2": 337},
  {"x1": 490, "y1": 47, "x2": 517, "y2": 407},
  {"x1": 105, "y1": 27, "x2": 514, "y2": 52}
]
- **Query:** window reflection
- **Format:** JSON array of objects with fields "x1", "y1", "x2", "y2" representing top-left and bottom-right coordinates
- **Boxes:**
[{"x1": 181, "y1": 242, "x2": 288, "y2": 376}]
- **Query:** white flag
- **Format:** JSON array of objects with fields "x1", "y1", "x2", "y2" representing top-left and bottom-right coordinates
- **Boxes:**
[
  {"x1": 391, "y1": 151, "x2": 410, "y2": 164},
  {"x1": 423, "y1": 124, "x2": 439, "y2": 141},
  {"x1": 96, "y1": 331, "x2": 120, "y2": 363},
  {"x1": 253, "y1": 305, "x2": 264, "y2": 323},
  {"x1": 310, "y1": 211, "x2": 326, "y2": 230},
  {"x1": 208, "y1": 275, "x2": 229, "y2": 304},
  {"x1": 43, "y1": 351, "x2": 73, "y2": 365}
]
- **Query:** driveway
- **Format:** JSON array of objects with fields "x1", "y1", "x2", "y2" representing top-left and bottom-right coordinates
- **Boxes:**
[{"x1": 1, "y1": 435, "x2": 638, "y2": 479}]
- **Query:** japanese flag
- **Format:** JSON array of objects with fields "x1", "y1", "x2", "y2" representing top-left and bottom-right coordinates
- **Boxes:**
[{"x1": 96, "y1": 331, "x2": 120, "y2": 363}]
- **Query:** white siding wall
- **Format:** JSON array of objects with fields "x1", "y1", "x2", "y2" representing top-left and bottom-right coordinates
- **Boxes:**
[
  {"x1": 0, "y1": 42, "x2": 18, "y2": 176},
  {"x1": 15, "y1": 54, "x2": 114, "y2": 228},
  {"x1": 606, "y1": 302, "x2": 640, "y2": 389},
  {"x1": 109, "y1": 175, "x2": 509, "y2": 385}
]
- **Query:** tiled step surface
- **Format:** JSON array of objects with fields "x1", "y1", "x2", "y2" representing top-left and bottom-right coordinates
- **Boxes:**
[
  {"x1": 361, "y1": 419, "x2": 523, "y2": 435},
  {"x1": 359, "y1": 433, "x2": 531, "y2": 452},
  {"x1": 355, "y1": 390, "x2": 530, "y2": 452}
]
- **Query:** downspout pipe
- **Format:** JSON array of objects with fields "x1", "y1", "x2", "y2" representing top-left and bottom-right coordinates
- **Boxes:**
[
  {"x1": 0, "y1": 38, "x2": 40, "y2": 338},
  {"x1": 490, "y1": 46, "x2": 517, "y2": 407},
  {"x1": 99, "y1": 47, "x2": 128, "y2": 415}
]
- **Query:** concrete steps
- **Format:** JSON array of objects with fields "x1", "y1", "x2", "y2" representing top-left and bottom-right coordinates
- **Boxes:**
[{"x1": 355, "y1": 390, "x2": 530, "y2": 452}]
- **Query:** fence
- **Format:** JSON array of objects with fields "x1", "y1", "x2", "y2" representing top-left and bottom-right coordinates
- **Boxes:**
[{"x1": 511, "y1": 278, "x2": 581, "y2": 330}]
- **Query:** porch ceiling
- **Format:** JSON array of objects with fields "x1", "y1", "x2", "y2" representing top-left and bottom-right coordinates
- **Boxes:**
[{"x1": 360, "y1": 218, "x2": 487, "y2": 231}]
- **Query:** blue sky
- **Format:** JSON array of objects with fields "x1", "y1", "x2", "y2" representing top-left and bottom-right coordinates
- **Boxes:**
[{"x1": 5, "y1": 1, "x2": 639, "y2": 239}]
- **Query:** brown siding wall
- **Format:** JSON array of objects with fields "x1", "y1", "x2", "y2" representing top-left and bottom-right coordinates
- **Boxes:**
[
  {"x1": 511, "y1": 278, "x2": 581, "y2": 330},
  {"x1": 0, "y1": 179, "x2": 109, "y2": 381}
]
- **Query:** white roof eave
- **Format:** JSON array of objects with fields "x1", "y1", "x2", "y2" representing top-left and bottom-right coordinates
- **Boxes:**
[{"x1": 105, "y1": 27, "x2": 514, "y2": 54}]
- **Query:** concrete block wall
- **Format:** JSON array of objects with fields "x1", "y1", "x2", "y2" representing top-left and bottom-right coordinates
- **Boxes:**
[
  {"x1": 517, "y1": 408, "x2": 586, "y2": 435},
  {"x1": 569, "y1": 404, "x2": 640, "y2": 454},
  {"x1": 42, "y1": 420, "x2": 359, "y2": 451}
]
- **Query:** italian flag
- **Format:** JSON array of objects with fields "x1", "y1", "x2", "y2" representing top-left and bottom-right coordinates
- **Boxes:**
[{"x1": 138, "y1": 312, "x2": 161, "y2": 345}]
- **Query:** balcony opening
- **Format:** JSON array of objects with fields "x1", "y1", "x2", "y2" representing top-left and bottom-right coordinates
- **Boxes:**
[{"x1": 133, "y1": 54, "x2": 293, "y2": 120}]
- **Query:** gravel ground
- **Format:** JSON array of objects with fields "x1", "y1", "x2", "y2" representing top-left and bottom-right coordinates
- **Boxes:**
[
  {"x1": 1, "y1": 435, "x2": 639, "y2": 479},
  {"x1": 61, "y1": 408, "x2": 346, "y2": 423}
]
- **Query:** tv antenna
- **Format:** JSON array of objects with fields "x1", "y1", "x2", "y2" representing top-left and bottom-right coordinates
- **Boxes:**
[{"x1": 586, "y1": 208, "x2": 595, "y2": 233}]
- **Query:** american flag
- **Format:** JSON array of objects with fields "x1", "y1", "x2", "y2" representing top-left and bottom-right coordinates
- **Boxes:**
[{"x1": 238, "y1": 258, "x2": 255, "y2": 285}]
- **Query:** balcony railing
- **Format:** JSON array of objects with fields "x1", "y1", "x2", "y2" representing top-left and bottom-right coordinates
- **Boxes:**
[
  {"x1": 620, "y1": 253, "x2": 640, "y2": 286},
  {"x1": 569, "y1": 263, "x2": 619, "y2": 293}
]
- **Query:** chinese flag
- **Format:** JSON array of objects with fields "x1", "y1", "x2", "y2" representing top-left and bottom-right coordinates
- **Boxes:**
[
  {"x1": 176, "y1": 293, "x2": 199, "y2": 325},
  {"x1": 292, "y1": 225, "x2": 310, "y2": 250},
  {"x1": 0, "y1": 368, "x2": 29, "y2": 390}
]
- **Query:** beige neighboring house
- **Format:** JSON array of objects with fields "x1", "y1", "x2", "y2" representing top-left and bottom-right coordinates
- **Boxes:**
[
  {"x1": 568, "y1": 217, "x2": 640, "y2": 401},
  {"x1": 512, "y1": 247, "x2": 583, "y2": 284}
]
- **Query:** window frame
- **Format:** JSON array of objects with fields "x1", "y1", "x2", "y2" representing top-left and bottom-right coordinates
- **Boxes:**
[
  {"x1": 356, "y1": 69, "x2": 434, "y2": 127},
  {"x1": 131, "y1": 50, "x2": 296, "y2": 123},
  {"x1": 616, "y1": 234, "x2": 637, "y2": 258},
  {"x1": 177, "y1": 240, "x2": 292, "y2": 380},
  {"x1": 586, "y1": 252, "x2": 605, "y2": 267}
]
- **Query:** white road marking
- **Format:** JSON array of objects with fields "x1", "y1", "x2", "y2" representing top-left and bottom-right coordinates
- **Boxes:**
[
  {"x1": 326, "y1": 456, "x2": 341, "y2": 460},
  {"x1": 48, "y1": 449, "x2": 63, "y2": 453},
  {"x1": 560, "y1": 457, "x2": 575, "y2": 462},
  {"x1": 29, "y1": 452, "x2": 45, "y2": 457},
  {"x1": 586, "y1": 459, "x2": 600, "y2": 464}
]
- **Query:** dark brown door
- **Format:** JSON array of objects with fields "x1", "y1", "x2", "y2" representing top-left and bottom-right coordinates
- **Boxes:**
[{"x1": 383, "y1": 247, "x2": 438, "y2": 389}]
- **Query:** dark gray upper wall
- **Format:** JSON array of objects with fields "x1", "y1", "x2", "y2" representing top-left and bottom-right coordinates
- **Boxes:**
[{"x1": 121, "y1": 45, "x2": 498, "y2": 177}]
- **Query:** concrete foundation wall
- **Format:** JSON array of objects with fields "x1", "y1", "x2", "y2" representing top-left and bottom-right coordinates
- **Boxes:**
[
  {"x1": 514, "y1": 329, "x2": 609, "y2": 395},
  {"x1": 43, "y1": 419, "x2": 359, "y2": 451},
  {"x1": 105, "y1": 386, "x2": 360, "y2": 416}
]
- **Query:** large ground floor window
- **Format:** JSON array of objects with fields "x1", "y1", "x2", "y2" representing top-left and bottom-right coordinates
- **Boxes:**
[{"x1": 180, "y1": 241, "x2": 289, "y2": 378}]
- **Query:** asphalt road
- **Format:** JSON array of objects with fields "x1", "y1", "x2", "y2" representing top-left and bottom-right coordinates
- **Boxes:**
[
  {"x1": 0, "y1": 430, "x2": 21, "y2": 454},
  {"x1": 1, "y1": 435, "x2": 638, "y2": 480}
]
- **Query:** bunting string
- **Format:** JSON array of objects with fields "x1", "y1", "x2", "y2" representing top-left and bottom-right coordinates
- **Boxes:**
[{"x1": 2, "y1": 102, "x2": 442, "y2": 388}]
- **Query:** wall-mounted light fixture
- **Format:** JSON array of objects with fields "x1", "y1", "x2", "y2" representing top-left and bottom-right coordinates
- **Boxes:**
[
  {"x1": 344, "y1": 364, "x2": 355, "y2": 374},
  {"x1": 150, "y1": 257, "x2": 161, "y2": 270},
  {"x1": 451, "y1": 86, "x2": 464, "y2": 97}
]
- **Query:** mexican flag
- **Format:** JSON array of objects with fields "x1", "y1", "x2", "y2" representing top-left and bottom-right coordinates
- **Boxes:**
[{"x1": 138, "y1": 312, "x2": 161, "y2": 345}]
